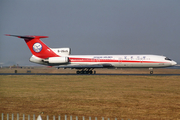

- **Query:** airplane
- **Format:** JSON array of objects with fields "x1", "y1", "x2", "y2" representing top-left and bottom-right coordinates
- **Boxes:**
[{"x1": 5, "y1": 34, "x2": 177, "y2": 74}]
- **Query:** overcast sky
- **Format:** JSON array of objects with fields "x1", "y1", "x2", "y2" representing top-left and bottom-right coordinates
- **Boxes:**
[{"x1": 0, "y1": 0, "x2": 180, "y2": 66}]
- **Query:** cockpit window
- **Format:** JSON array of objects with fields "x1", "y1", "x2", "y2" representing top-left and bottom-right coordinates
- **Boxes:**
[{"x1": 165, "y1": 57, "x2": 172, "y2": 61}]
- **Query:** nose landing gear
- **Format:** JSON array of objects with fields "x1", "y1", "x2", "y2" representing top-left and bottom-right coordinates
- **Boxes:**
[{"x1": 149, "y1": 68, "x2": 153, "y2": 74}]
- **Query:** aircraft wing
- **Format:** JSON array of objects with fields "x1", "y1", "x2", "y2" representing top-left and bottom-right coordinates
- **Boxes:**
[{"x1": 56, "y1": 63, "x2": 113, "y2": 69}]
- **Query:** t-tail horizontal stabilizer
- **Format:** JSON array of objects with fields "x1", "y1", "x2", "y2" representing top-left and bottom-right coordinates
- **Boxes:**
[{"x1": 5, "y1": 34, "x2": 48, "y2": 39}]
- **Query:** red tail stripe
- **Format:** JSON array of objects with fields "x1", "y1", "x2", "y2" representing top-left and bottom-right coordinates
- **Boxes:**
[{"x1": 25, "y1": 38, "x2": 59, "y2": 59}]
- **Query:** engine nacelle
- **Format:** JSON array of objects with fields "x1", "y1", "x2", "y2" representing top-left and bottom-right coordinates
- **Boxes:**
[
  {"x1": 51, "y1": 48, "x2": 71, "y2": 56},
  {"x1": 45, "y1": 57, "x2": 69, "y2": 64}
]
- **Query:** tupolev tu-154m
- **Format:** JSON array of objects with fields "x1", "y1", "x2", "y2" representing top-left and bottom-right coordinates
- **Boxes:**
[{"x1": 6, "y1": 34, "x2": 177, "y2": 74}]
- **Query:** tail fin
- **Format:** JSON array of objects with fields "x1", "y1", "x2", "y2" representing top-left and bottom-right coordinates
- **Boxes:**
[{"x1": 5, "y1": 34, "x2": 59, "y2": 59}]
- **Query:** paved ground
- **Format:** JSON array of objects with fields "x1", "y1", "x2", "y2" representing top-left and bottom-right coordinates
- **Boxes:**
[{"x1": 1, "y1": 73, "x2": 180, "y2": 76}]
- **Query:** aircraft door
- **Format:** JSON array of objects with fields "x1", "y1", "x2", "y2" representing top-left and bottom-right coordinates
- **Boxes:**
[{"x1": 118, "y1": 57, "x2": 122, "y2": 67}]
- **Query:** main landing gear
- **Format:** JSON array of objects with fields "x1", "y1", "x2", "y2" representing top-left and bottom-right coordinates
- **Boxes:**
[
  {"x1": 76, "y1": 68, "x2": 96, "y2": 74},
  {"x1": 149, "y1": 68, "x2": 153, "y2": 74}
]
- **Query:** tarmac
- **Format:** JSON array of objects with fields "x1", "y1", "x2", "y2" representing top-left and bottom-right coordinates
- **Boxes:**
[{"x1": 1, "y1": 73, "x2": 180, "y2": 76}]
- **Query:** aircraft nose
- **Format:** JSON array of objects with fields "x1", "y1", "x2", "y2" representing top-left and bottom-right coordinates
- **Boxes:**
[{"x1": 171, "y1": 61, "x2": 177, "y2": 66}]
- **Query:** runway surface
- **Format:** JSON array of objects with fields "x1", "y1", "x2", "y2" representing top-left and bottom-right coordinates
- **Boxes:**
[{"x1": 1, "y1": 73, "x2": 180, "y2": 76}]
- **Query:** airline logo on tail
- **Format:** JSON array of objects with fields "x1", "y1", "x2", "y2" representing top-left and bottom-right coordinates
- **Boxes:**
[{"x1": 33, "y1": 43, "x2": 42, "y2": 53}]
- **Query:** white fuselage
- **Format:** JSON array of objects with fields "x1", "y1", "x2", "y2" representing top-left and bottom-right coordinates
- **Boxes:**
[{"x1": 30, "y1": 54, "x2": 176, "y2": 68}]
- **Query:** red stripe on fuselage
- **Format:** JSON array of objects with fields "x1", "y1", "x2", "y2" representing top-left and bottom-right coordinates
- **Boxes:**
[{"x1": 69, "y1": 57, "x2": 168, "y2": 63}]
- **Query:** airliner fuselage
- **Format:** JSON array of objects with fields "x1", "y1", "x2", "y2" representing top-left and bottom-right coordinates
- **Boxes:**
[
  {"x1": 68, "y1": 55, "x2": 176, "y2": 68},
  {"x1": 30, "y1": 54, "x2": 176, "y2": 68}
]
